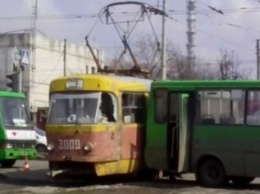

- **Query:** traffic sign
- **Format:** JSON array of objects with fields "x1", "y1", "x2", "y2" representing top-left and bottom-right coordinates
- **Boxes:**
[{"x1": 21, "y1": 50, "x2": 30, "y2": 66}]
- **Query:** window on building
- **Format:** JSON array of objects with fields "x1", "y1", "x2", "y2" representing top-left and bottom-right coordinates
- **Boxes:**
[
  {"x1": 246, "y1": 90, "x2": 260, "y2": 125},
  {"x1": 122, "y1": 93, "x2": 146, "y2": 123},
  {"x1": 155, "y1": 89, "x2": 168, "y2": 124},
  {"x1": 197, "y1": 90, "x2": 245, "y2": 125},
  {"x1": 91, "y1": 67, "x2": 95, "y2": 74},
  {"x1": 86, "y1": 66, "x2": 89, "y2": 74}
]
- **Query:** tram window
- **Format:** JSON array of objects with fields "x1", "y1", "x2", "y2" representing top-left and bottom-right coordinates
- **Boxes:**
[
  {"x1": 154, "y1": 89, "x2": 167, "y2": 124},
  {"x1": 197, "y1": 90, "x2": 245, "y2": 125},
  {"x1": 246, "y1": 90, "x2": 260, "y2": 125},
  {"x1": 48, "y1": 93, "x2": 101, "y2": 124},
  {"x1": 99, "y1": 92, "x2": 117, "y2": 123},
  {"x1": 122, "y1": 93, "x2": 146, "y2": 123},
  {"x1": 48, "y1": 99, "x2": 70, "y2": 124}
]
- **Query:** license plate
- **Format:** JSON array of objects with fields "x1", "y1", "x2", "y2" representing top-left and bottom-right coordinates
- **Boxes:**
[{"x1": 20, "y1": 151, "x2": 27, "y2": 156}]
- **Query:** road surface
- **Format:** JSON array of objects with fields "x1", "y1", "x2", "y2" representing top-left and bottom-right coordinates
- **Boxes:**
[{"x1": 0, "y1": 160, "x2": 260, "y2": 194}]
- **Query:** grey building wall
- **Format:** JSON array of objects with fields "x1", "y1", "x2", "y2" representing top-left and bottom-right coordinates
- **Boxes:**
[{"x1": 0, "y1": 33, "x2": 104, "y2": 120}]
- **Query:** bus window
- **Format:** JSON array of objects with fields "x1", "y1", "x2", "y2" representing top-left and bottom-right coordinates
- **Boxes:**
[
  {"x1": 122, "y1": 93, "x2": 146, "y2": 123},
  {"x1": 154, "y1": 89, "x2": 167, "y2": 124},
  {"x1": 0, "y1": 97, "x2": 31, "y2": 127},
  {"x1": 246, "y1": 90, "x2": 260, "y2": 125},
  {"x1": 197, "y1": 90, "x2": 245, "y2": 125}
]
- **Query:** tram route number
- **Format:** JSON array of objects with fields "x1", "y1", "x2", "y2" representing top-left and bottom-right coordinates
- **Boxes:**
[{"x1": 58, "y1": 139, "x2": 81, "y2": 150}]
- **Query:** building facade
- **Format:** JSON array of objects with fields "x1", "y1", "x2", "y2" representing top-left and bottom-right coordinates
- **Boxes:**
[{"x1": 0, "y1": 33, "x2": 104, "y2": 122}]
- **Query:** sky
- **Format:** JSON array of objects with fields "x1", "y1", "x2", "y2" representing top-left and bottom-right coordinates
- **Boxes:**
[{"x1": 0, "y1": 0, "x2": 259, "y2": 78}]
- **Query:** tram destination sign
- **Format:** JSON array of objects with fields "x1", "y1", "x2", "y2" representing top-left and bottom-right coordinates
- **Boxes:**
[{"x1": 65, "y1": 79, "x2": 83, "y2": 90}]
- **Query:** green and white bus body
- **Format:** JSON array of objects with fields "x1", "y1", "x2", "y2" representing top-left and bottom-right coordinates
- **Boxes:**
[
  {"x1": 145, "y1": 80, "x2": 260, "y2": 188},
  {"x1": 0, "y1": 91, "x2": 37, "y2": 167}
]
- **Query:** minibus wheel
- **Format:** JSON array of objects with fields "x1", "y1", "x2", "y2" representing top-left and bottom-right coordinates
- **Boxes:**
[{"x1": 197, "y1": 158, "x2": 226, "y2": 188}]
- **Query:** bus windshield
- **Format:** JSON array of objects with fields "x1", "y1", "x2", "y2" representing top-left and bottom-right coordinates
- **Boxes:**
[
  {"x1": 48, "y1": 92, "x2": 101, "y2": 125},
  {"x1": 0, "y1": 97, "x2": 31, "y2": 128}
]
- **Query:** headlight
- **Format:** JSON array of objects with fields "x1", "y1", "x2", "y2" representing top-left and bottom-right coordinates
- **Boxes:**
[
  {"x1": 83, "y1": 143, "x2": 92, "y2": 152},
  {"x1": 47, "y1": 144, "x2": 54, "y2": 151},
  {"x1": 5, "y1": 143, "x2": 13, "y2": 149}
]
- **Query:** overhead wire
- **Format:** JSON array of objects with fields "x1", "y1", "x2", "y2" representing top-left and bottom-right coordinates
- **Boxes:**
[
  {"x1": 1, "y1": 2, "x2": 257, "y2": 66},
  {"x1": 196, "y1": 0, "x2": 260, "y2": 35},
  {"x1": 167, "y1": 17, "x2": 254, "y2": 52},
  {"x1": 1, "y1": 7, "x2": 260, "y2": 21},
  {"x1": 166, "y1": 0, "x2": 257, "y2": 53}
]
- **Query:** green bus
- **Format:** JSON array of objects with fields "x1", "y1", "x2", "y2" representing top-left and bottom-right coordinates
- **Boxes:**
[
  {"x1": 145, "y1": 80, "x2": 260, "y2": 188},
  {"x1": 0, "y1": 91, "x2": 37, "y2": 167}
]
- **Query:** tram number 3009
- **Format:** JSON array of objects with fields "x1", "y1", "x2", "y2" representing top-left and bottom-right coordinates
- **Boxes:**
[{"x1": 58, "y1": 139, "x2": 81, "y2": 150}]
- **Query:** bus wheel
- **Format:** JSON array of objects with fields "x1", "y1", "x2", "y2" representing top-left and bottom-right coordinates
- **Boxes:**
[
  {"x1": 197, "y1": 158, "x2": 226, "y2": 188},
  {"x1": 0, "y1": 159, "x2": 16, "y2": 168},
  {"x1": 231, "y1": 176, "x2": 255, "y2": 186}
]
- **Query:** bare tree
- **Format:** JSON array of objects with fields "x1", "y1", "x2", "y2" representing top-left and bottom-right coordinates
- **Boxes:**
[
  {"x1": 193, "y1": 60, "x2": 218, "y2": 80},
  {"x1": 131, "y1": 35, "x2": 220, "y2": 80},
  {"x1": 130, "y1": 34, "x2": 195, "y2": 80},
  {"x1": 217, "y1": 49, "x2": 251, "y2": 80},
  {"x1": 106, "y1": 35, "x2": 251, "y2": 81}
]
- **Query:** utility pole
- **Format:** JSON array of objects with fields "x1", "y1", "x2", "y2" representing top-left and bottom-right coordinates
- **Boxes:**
[
  {"x1": 161, "y1": 0, "x2": 167, "y2": 80},
  {"x1": 18, "y1": 62, "x2": 23, "y2": 93},
  {"x1": 63, "y1": 38, "x2": 67, "y2": 76},
  {"x1": 31, "y1": 0, "x2": 37, "y2": 82},
  {"x1": 257, "y1": 39, "x2": 260, "y2": 80},
  {"x1": 29, "y1": 0, "x2": 37, "y2": 116},
  {"x1": 17, "y1": 50, "x2": 23, "y2": 93}
]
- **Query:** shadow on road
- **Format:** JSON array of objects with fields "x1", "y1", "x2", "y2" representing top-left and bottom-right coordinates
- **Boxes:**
[
  {"x1": 140, "y1": 179, "x2": 260, "y2": 192},
  {"x1": 1, "y1": 169, "x2": 260, "y2": 192},
  {"x1": 0, "y1": 169, "x2": 49, "y2": 186},
  {"x1": 223, "y1": 182, "x2": 260, "y2": 192},
  {"x1": 0, "y1": 169, "x2": 198, "y2": 191}
]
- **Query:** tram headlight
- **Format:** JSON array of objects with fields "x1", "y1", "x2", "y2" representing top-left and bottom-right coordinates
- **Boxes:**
[
  {"x1": 47, "y1": 144, "x2": 54, "y2": 151},
  {"x1": 83, "y1": 143, "x2": 92, "y2": 152}
]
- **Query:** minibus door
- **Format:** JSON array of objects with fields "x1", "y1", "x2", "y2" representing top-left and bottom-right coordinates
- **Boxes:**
[
  {"x1": 167, "y1": 93, "x2": 180, "y2": 171},
  {"x1": 177, "y1": 94, "x2": 190, "y2": 173},
  {"x1": 168, "y1": 93, "x2": 190, "y2": 173}
]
